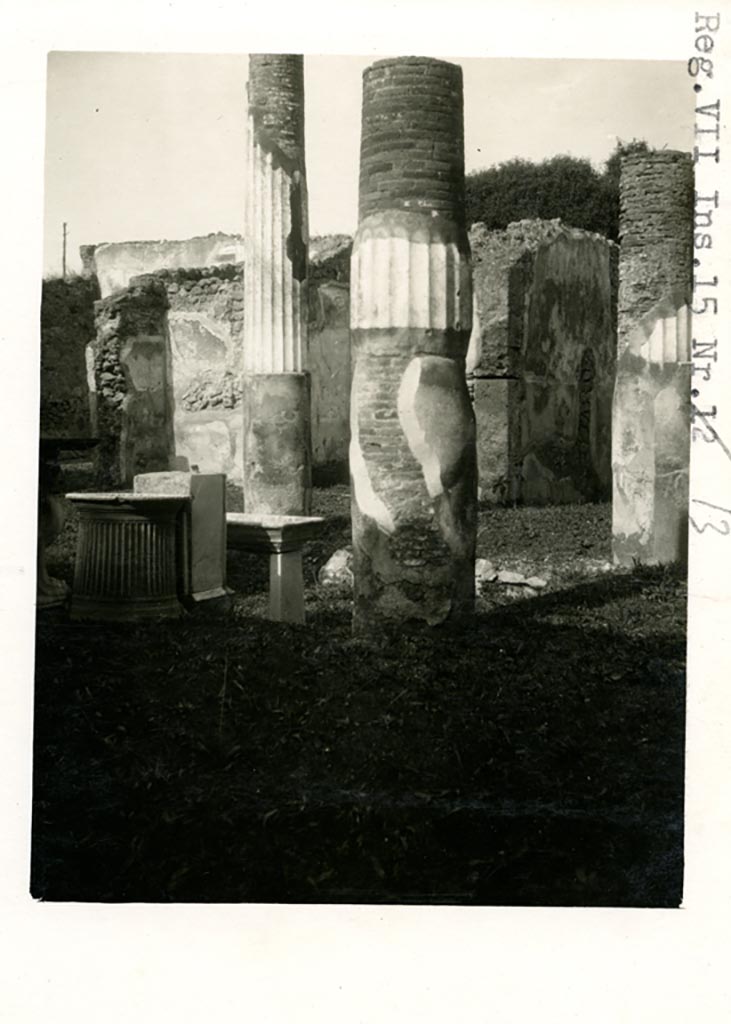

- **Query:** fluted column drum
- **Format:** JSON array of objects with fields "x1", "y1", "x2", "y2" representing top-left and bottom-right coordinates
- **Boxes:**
[
  {"x1": 350, "y1": 57, "x2": 477, "y2": 632},
  {"x1": 67, "y1": 493, "x2": 187, "y2": 620}
]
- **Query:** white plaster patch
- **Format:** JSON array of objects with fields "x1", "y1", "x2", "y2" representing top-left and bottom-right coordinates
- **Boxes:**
[
  {"x1": 120, "y1": 336, "x2": 165, "y2": 391},
  {"x1": 397, "y1": 358, "x2": 444, "y2": 499},
  {"x1": 465, "y1": 294, "x2": 481, "y2": 375},
  {"x1": 169, "y1": 312, "x2": 229, "y2": 369},
  {"x1": 349, "y1": 402, "x2": 395, "y2": 534}
]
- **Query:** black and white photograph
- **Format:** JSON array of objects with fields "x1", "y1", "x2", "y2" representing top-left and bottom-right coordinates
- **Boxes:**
[{"x1": 3, "y1": 2, "x2": 731, "y2": 1020}]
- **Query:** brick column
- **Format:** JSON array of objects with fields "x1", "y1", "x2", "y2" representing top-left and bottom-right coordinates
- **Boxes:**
[
  {"x1": 243, "y1": 53, "x2": 312, "y2": 514},
  {"x1": 612, "y1": 151, "x2": 694, "y2": 565},
  {"x1": 350, "y1": 57, "x2": 477, "y2": 631}
]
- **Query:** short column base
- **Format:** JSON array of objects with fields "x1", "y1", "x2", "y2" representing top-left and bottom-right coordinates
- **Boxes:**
[{"x1": 243, "y1": 372, "x2": 312, "y2": 515}]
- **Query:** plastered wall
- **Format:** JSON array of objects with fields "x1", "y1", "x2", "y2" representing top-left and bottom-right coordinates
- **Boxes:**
[
  {"x1": 469, "y1": 219, "x2": 616, "y2": 505},
  {"x1": 88, "y1": 234, "x2": 245, "y2": 299}
]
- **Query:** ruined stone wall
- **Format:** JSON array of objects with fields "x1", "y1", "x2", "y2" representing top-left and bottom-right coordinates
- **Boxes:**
[
  {"x1": 612, "y1": 150, "x2": 693, "y2": 565},
  {"x1": 308, "y1": 235, "x2": 353, "y2": 483},
  {"x1": 78, "y1": 232, "x2": 352, "y2": 496},
  {"x1": 308, "y1": 279, "x2": 351, "y2": 483},
  {"x1": 147, "y1": 264, "x2": 245, "y2": 505},
  {"x1": 92, "y1": 276, "x2": 175, "y2": 488},
  {"x1": 469, "y1": 219, "x2": 616, "y2": 505},
  {"x1": 309, "y1": 234, "x2": 352, "y2": 284},
  {"x1": 40, "y1": 276, "x2": 100, "y2": 438},
  {"x1": 89, "y1": 234, "x2": 245, "y2": 298}
]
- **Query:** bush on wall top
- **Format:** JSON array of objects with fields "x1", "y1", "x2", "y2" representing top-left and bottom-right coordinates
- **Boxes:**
[{"x1": 466, "y1": 140, "x2": 651, "y2": 242}]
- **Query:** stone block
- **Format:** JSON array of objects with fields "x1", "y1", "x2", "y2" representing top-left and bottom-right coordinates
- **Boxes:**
[
  {"x1": 474, "y1": 558, "x2": 497, "y2": 585},
  {"x1": 497, "y1": 569, "x2": 525, "y2": 585},
  {"x1": 469, "y1": 219, "x2": 616, "y2": 506},
  {"x1": 134, "y1": 471, "x2": 227, "y2": 603},
  {"x1": 318, "y1": 548, "x2": 354, "y2": 587}
]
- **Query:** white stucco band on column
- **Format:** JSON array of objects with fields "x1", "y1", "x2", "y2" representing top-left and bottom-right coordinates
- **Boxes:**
[{"x1": 350, "y1": 212, "x2": 472, "y2": 333}]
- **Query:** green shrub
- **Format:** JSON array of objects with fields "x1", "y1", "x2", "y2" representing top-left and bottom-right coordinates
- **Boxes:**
[{"x1": 466, "y1": 140, "x2": 651, "y2": 241}]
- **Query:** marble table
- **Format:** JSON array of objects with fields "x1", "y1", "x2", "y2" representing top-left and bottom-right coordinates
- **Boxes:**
[{"x1": 226, "y1": 513, "x2": 325, "y2": 624}]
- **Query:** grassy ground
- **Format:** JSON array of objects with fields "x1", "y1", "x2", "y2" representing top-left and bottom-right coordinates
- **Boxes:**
[{"x1": 32, "y1": 486, "x2": 686, "y2": 905}]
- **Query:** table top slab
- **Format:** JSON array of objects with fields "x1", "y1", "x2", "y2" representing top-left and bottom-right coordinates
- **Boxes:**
[
  {"x1": 66, "y1": 491, "x2": 189, "y2": 505},
  {"x1": 226, "y1": 513, "x2": 326, "y2": 552}
]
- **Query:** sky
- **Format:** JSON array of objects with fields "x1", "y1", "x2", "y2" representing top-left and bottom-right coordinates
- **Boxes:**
[{"x1": 43, "y1": 52, "x2": 693, "y2": 276}]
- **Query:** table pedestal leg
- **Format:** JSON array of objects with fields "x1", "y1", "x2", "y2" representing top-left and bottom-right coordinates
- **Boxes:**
[{"x1": 269, "y1": 550, "x2": 305, "y2": 624}]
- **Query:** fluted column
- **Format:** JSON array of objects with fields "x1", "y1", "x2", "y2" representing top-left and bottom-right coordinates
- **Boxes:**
[
  {"x1": 612, "y1": 151, "x2": 693, "y2": 566},
  {"x1": 243, "y1": 53, "x2": 312, "y2": 514},
  {"x1": 350, "y1": 57, "x2": 477, "y2": 631}
]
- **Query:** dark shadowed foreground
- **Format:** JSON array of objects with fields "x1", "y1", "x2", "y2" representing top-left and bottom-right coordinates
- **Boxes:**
[{"x1": 32, "y1": 487, "x2": 686, "y2": 905}]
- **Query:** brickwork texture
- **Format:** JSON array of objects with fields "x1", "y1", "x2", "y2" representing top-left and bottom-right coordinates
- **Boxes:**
[{"x1": 350, "y1": 57, "x2": 477, "y2": 631}]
